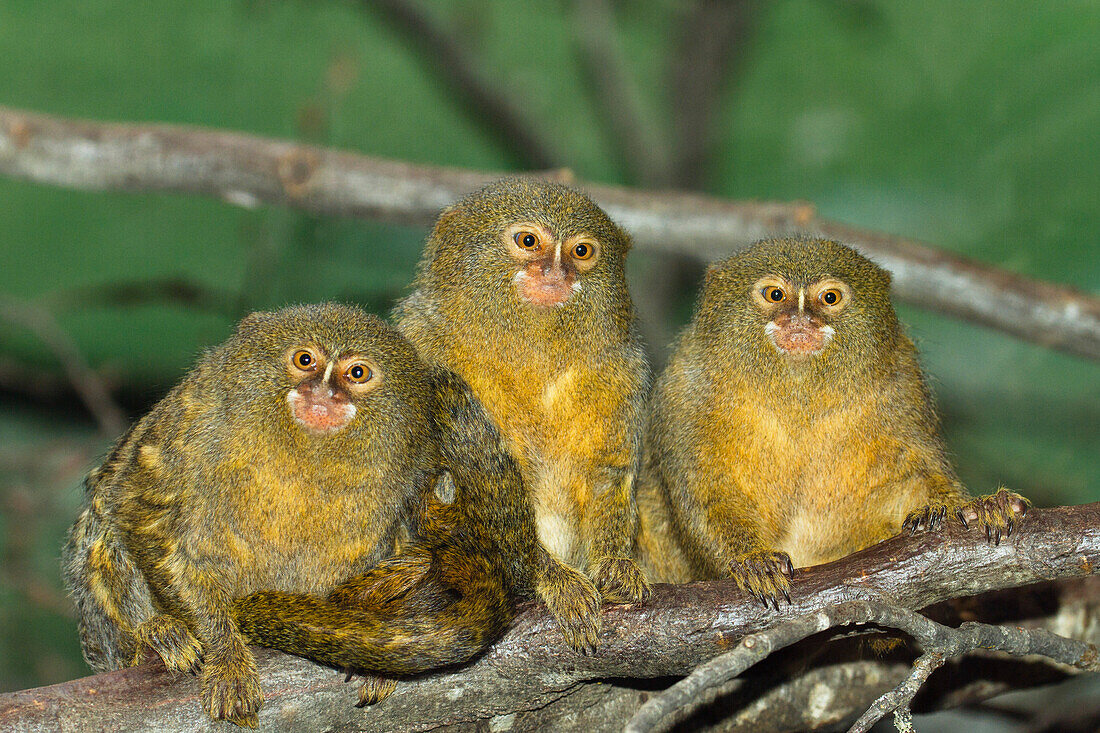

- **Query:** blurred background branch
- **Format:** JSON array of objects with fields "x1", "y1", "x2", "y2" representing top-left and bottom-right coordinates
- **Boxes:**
[
  {"x1": 2, "y1": 105, "x2": 1098, "y2": 362},
  {"x1": 0, "y1": 297, "x2": 125, "y2": 437},
  {"x1": 366, "y1": 0, "x2": 566, "y2": 170},
  {"x1": 573, "y1": 0, "x2": 672, "y2": 187}
]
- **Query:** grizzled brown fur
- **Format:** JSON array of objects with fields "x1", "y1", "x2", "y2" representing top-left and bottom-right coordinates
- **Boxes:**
[
  {"x1": 637, "y1": 238, "x2": 1029, "y2": 606},
  {"x1": 393, "y1": 178, "x2": 652, "y2": 616}
]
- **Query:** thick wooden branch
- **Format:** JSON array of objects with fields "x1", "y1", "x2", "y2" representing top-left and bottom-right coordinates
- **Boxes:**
[
  {"x1": 2, "y1": 503, "x2": 1096, "y2": 731},
  {"x1": 1, "y1": 106, "x2": 1098, "y2": 361}
]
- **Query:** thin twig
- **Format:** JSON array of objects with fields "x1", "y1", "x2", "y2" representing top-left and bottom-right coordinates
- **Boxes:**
[
  {"x1": 847, "y1": 610, "x2": 1100, "y2": 732},
  {"x1": 366, "y1": 0, "x2": 564, "y2": 169},
  {"x1": 627, "y1": 599, "x2": 1100, "y2": 733},
  {"x1": 1, "y1": 106, "x2": 1099, "y2": 361},
  {"x1": 0, "y1": 297, "x2": 127, "y2": 436},
  {"x1": 848, "y1": 651, "x2": 944, "y2": 733},
  {"x1": 623, "y1": 606, "x2": 849, "y2": 733},
  {"x1": 573, "y1": 0, "x2": 672, "y2": 186}
]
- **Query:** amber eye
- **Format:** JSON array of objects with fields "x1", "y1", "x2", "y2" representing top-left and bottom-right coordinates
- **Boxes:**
[
  {"x1": 292, "y1": 350, "x2": 317, "y2": 371},
  {"x1": 572, "y1": 242, "x2": 594, "y2": 260},
  {"x1": 345, "y1": 363, "x2": 372, "y2": 384},
  {"x1": 820, "y1": 289, "x2": 843, "y2": 306},
  {"x1": 764, "y1": 287, "x2": 785, "y2": 303},
  {"x1": 514, "y1": 231, "x2": 540, "y2": 251}
]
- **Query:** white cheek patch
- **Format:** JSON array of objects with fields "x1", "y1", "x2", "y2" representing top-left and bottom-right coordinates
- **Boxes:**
[
  {"x1": 764, "y1": 321, "x2": 780, "y2": 349},
  {"x1": 513, "y1": 270, "x2": 529, "y2": 286},
  {"x1": 819, "y1": 324, "x2": 836, "y2": 346}
]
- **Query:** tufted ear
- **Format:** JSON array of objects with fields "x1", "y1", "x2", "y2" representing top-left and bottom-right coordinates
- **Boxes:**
[
  {"x1": 615, "y1": 224, "x2": 634, "y2": 253},
  {"x1": 703, "y1": 263, "x2": 729, "y2": 289}
]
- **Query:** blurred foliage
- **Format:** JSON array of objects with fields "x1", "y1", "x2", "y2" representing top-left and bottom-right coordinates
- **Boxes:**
[{"x1": 0, "y1": 0, "x2": 1096, "y2": 696}]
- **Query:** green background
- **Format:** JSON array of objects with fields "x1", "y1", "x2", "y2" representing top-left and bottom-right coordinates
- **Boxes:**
[{"x1": 0, "y1": 0, "x2": 1096, "y2": 705}]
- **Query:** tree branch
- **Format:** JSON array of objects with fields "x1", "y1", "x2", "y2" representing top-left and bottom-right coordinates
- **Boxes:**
[
  {"x1": 572, "y1": 0, "x2": 672, "y2": 186},
  {"x1": 1, "y1": 106, "x2": 1097, "y2": 360},
  {"x1": 627, "y1": 594, "x2": 1099, "y2": 733},
  {"x1": 0, "y1": 296, "x2": 127, "y2": 436},
  {"x1": 365, "y1": 0, "x2": 565, "y2": 169},
  {"x1": 2, "y1": 502, "x2": 1096, "y2": 731}
]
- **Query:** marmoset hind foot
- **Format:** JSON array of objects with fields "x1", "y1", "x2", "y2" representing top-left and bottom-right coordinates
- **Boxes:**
[
  {"x1": 538, "y1": 559, "x2": 602, "y2": 654},
  {"x1": 345, "y1": 672, "x2": 398, "y2": 707},
  {"x1": 905, "y1": 488, "x2": 1030, "y2": 544},
  {"x1": 729, "y1": 550, "x2": 794, "y2": 610},
  {"x1": 132, "y1": 614, "x2": 203, "y2": 674},
  {"x1": 202, "y1": 644, "x2": 264, "y2": 728},
  {"x1": 592, "y1": 556, "x2": 652, "y2": 604}
]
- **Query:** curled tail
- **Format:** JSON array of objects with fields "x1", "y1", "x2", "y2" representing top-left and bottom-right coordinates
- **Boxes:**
[
  {"x1": 233, "y1": 530, "x2": 514, "y2": 674},
  {"x1": 63, "y1": 487, "x2": 156, "y2": 672}
]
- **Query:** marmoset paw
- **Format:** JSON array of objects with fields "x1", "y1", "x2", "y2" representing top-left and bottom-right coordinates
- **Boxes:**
[
  {"x1": 202, "y1": 652, "x2": 263, "y2": 727},
  {"x1": 956, "y1": 488, "x2": 1030, "y2": 545},
  {"x1": 903, "y1": 503, "x2": 951, "y2": 534},
  {"x1": 729, "y1": 550, "x2": 793, "y2": 610},
  {"x1": 592, "y1": 556, "x2": 652, "y2": 604},
  {"x1": 349, "y1": 672, "x2": 398, "y2": 707},
  {"x1": 132, "y1": 614, "x2": 203, "y2": 675},
  {"x1": 538, "y1": 560, "x2": 602, "y2": 655}
]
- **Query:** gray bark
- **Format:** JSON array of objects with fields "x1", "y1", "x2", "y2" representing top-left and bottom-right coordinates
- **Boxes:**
[
  {"x1": 1, "y1": 106, "x2": 1099, "y2": 360},
  {"x1": 1, "y1": 502, "x2": 1097, "y2": 732}
]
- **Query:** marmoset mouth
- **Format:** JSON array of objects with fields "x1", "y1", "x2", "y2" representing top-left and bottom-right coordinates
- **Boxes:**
[
  {"x1": 287, "y1": 386, "x2": 357, "y2": 434},
  {"x1": 764, "y1": 320, "x2": 835, "y2": 357},
  {"x1": 514, "y1": 270, "x2": 579, "y2": 308}
]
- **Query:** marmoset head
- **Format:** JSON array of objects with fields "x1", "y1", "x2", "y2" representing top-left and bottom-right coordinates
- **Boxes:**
[
  {"x1": 420, "y1": 177, "x2": 632, "y2": 312},
  {"x1": 221, "y1": 303, "x2": 433, "y2": 439},
  {"x1": 698, "y1": 238, "x2": 900, "y2": 371}
]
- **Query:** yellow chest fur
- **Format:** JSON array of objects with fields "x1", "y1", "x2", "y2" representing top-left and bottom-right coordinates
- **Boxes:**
[
  {"x1": 215, "y1": 457, "x2": 391, "y2": 594},
  {"x1": 705, "y1": 379, "x2": 921, "y2": 567},
  {"x1": 447, "y1": 346, "x2": 634, "y2": 566}
]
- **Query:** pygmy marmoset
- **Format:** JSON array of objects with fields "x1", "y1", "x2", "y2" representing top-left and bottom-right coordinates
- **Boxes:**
[
  {"x1": 64, "y1": 302, "x2": 601, "y2": 725},
  {"x1": 393, "y1": 178, "x2": 653, "y2": 612},
  {"x1": 637, "y1": 238, "x2": 1029, "y2": 605}
]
